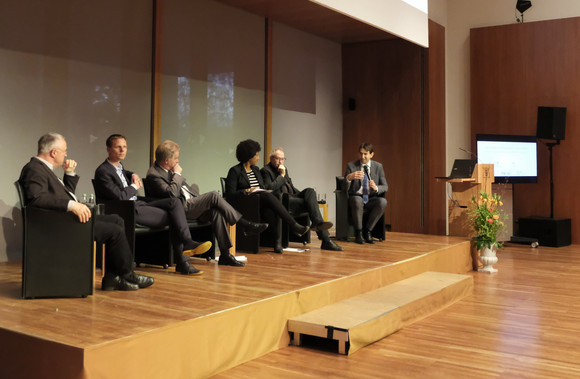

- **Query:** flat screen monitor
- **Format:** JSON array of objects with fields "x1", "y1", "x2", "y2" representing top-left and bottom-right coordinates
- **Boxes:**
[{"x1": 476, "y1": 134, "x2": 538, "y2": 183}]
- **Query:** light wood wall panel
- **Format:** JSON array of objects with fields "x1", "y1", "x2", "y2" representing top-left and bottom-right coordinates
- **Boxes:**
[
  {"x1": 424, "y1": 20, "x2": 447, "y2": 235},
  {"x1": 471, "y1": 17, "x2": 580, "y2": 243}
]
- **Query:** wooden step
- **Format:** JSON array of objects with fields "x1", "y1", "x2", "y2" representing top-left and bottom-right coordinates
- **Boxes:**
[{"x1": 287, "y1": 271, "x2": 473, "y2": 355}]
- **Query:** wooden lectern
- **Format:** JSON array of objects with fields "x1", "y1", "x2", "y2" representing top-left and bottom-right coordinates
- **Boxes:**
[{"x1": 445, "y1": 164, "x2": 494, "y2": 237}]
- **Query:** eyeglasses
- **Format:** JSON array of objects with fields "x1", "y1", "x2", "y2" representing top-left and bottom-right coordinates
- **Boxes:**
[{"x1": 274, "y1": 157, "x2": 285, "y2": 161}]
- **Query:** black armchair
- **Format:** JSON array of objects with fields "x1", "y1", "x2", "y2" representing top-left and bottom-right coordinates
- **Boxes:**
[
  {"x1": 221, "y1": 177, "x2": 262, "y2": 253},
  {"x1": 15, "y1": 181, "x2": 94, "y2": 299},
  {"x1": 99, "y1": 199, "x2": 174, "y2": 268},
  {"x1": 335, "y1": 176, "x2": 386, "y2": 242},
  {"x1": 92, "y1": 179, "x2": 173, "y2": 268}
]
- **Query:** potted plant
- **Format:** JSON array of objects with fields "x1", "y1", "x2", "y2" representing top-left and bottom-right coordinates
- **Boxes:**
[{"x1": 467, "y1": 191, "x2": 506, "y2": 273}]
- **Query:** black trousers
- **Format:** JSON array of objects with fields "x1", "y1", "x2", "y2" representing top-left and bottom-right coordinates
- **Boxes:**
[
  {"x1": 287, "y1": 188, "x2": 329, "y2": 241},
  {"x1": 185, "y1": 191, "x2": 242, "y2": 253},
  {"x1": 94, "y1": 214, "x2": 133, "y2": 276},
  {"x1": 255, "y1": 191, "x2": 296, "y2": 225},
  {"x1": 230, "y1": 191, "x2": 298, "y2": 245},
  {"x1": 134, "y1": 198, "x2": 193, "y2": 265}
]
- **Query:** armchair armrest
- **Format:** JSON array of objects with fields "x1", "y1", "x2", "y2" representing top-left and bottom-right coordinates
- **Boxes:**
[{"x1": 22, "y1": 206, "x2": 94, "y2": 298}]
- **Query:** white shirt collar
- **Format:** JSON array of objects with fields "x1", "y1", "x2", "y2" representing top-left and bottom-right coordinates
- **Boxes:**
[
  {"x1": 34, "y1": 156, "x2": 54, "y2": 170},
  {"x1": 107, "y1": 159, "x2": 122, "y2": 169}
]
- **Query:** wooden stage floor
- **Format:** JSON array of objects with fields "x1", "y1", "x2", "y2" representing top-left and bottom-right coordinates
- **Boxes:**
[{"x1": 0, "y1": 232, "x2": 471, "y2": 379}]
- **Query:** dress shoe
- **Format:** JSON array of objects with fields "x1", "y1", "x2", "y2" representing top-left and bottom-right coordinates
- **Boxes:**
[
  {"x1": 321, "y1": 240, "x2": 344, "y2": 251},
  {"x1": 124, "y1": 272, "x2": 154, "y2": 288},
  {"x1": 363, "y1": 229, "x2": 375, "y2": 244},
  {"x1": 355, "y1": 230, "x2": 365, "y2": 245},
  {"x1": 102, "y1": 275, "x2": 139, "y2": 291},
  {"x1": 176, "y1": 262, "x2": 204, "y2": 275},
  {"x1": 291, "y1": 223, "x2": 310, "y2": 237},
  {"x1": 238, "y1": 221, "x2": 269, "y2": 236},
  {"x1": 218, "y1": 253, "x2": 245, "y2": 267},
  {"x1": 183, "y1": 240, "x2": 212, "y2": 257},
  {"x1": 311, "y1": 221, "x2": 333, "y2": 232}
]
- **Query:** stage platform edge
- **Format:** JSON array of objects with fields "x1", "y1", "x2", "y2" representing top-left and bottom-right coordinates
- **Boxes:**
[{"x1": 1, "y1": 238, "x2": 471, "y2": 379}]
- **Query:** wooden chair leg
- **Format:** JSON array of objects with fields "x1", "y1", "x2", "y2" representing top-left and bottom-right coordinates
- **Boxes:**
[
  {"x1": 94, "y1": 242, "x2": 106, "y2": 282},
  {"x1": 93, "y1": 242, "x2": 97, "y2": 285},
  {"x1": 229, "y1": 224, "x2": 236, "y2": 256},
  {"x1": 101, "y1": 244, "x2": 106, "y2": 278}
]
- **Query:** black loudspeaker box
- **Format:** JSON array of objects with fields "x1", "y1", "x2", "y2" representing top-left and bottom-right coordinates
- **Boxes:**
[
  {"x1": 537, "y1": 106, "x2": 566, "y2": 140},
  {"x1": 348, "y1": 98, "x2": 356, "y2": 110},
  {"x1": 518, "y1": 216, "x2": 571, "y2": 247}
]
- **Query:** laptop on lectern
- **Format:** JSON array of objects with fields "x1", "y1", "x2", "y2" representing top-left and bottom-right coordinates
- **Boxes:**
[{"x1": 436, "y1": 159, "x2": 477, "y2": 180}]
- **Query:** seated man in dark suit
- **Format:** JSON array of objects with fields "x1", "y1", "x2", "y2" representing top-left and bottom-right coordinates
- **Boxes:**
[
  {"x1": 261, "y1": 147, "x2": 343, "y2": 251},
  {"x1": 19, "y1": 133, "x2": 154, "y2": 291},
  {"x1": 344, "y1": 142, "x2": 388, "y2": 244},
  {"x1": 146, "y1": 140, "x2": 268, "y2": 267},
  {"x1": 93, "y1": 134, "x2": 212, "y2": 275}
]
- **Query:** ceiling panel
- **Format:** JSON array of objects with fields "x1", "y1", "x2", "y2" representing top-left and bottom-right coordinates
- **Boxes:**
[{"x1": 214, "y1": 0, "x2": 397, "y2": 43}]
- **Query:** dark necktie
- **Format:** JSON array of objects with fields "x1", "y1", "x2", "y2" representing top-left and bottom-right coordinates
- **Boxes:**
[
  {"x1": 57, "y1": 177, "x2": 77, "y2": 201},
  {"x1": 362, "y1": 165, "x2": 370, "y2": 204},
  {"x1": 284, "y1": 180, "x2": 294, "y2": 194}
]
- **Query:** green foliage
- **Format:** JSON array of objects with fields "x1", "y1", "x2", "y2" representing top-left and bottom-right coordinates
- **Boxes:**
[{"x1": 468, "y1": 191, "x2": 507, "y2": 250}]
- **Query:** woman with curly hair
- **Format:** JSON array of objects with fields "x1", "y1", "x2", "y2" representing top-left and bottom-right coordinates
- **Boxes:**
[{"x1": 225, "y1": 139, "x2": 309, "y2": 253}]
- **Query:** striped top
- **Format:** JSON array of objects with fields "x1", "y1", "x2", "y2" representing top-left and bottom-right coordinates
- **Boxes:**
[{"x1": 246, "y1": 170, "x2": 260, "y2": 188}]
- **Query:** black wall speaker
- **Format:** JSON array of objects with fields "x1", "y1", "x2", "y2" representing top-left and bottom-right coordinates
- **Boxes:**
[
  {"x1": 348, "y1": 98, "x2": 356, "y2": 111},
  {"x1": 537, "y1": 106, "x2": 566, "y2": 140}
]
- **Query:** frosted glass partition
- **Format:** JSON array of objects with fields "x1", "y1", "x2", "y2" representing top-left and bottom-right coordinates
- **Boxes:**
[
  {"x1": 271, "y1": 22, "x2": 343, "y2": 225},
  {"x1": 0, "y1": 0, "x2": 153, "y2": 261},
  {"x1": 161, "y1": 0, "x2": 265, "y2": 193}
]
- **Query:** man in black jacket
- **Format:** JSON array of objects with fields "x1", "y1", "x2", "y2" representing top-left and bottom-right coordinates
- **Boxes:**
[
  {"x1": 261, "y1": 148, "x2": 343, "y2": 251},
  {"x1": 93, "y1": 134, "x2": 212, "y2": 275},
  {"x1": 19, "y1": 133, "x2": 154, "y2": 291}
]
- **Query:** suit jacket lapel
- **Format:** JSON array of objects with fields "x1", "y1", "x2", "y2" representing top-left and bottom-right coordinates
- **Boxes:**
[
  {"x1": 36, "y1": 160, "x2": 76, "y2": 200},
  {"x1": 105, "y1": 160, "x2": 126, "y2": 189},
  {"x1": 186, "y1": 183, "x2": 198, "y2": 197},
  {"x1": 240, "y1": 164, "x2": 251, "y2": 187},
  {"x1": 350, "y1": 161, "x2": 362, "y2": 193}
]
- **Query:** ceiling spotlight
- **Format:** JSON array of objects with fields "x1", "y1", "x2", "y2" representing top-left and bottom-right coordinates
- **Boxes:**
[{"x1": 516, "y1": 0, "x2": 532, "y2": 22}]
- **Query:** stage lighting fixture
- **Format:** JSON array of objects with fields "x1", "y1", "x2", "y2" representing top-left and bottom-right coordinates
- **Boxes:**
[{"x1": 516, "y1": 0, "x2": 532, "y2": 14}]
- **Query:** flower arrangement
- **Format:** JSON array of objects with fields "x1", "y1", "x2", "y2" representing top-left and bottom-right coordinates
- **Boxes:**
[{"x1": 468, "y1": 191, "x2": 506, "y2": 250}]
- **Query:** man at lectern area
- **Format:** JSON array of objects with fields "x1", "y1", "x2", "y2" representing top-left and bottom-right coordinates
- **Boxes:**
[{"x1": 344, "y1": 142, "x2": 388, "y2": 244}]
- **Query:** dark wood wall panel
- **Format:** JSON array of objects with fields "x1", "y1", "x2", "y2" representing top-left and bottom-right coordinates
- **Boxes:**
[
  {"x1": 342, "y1": 20, "x2": 446, "y2": 234},
  {"x1": 471, "y1": 17, "x2": 580, "y2": 242},
  {"x1": 343, "y1": 39, "x2": 421, "y2": 232}
]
